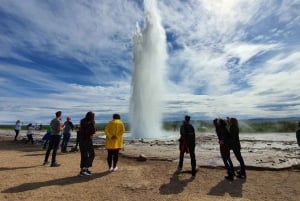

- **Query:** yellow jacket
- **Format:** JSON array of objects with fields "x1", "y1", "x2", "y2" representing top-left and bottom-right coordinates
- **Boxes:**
[{"x1": 105, "y1": 119, "x2": 125, "y2": 149}]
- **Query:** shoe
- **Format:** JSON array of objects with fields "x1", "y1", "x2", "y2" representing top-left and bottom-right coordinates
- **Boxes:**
[
  {"x1": 79, "y1": 171, "x2": 90, "y2": 176},
  {"x1": 177, "y1": 167, "x2": 182, "y2": 173},
  {"x1": 236, "y1": 173, "x2": 246, "y2": 179},
  {"x1": 81, "y1": 170, "x2": 91, "y2": 176},
  {"x1": 225, "y1": 175, "x2": 234, "y2": 181},
  {"x1": 51, "y1": 162, "x2": 60, "y2": 167},
  {"x1": 79, "y1": 171, "x2": 85, "y2": 176},
  {"x1": 109, "y1": 167, "x2": 114, "y2": 172},
  {"x1": 86, "y1": 169, "x2": 92, "y2": 174},
  {"x1": 113, "y1": 167, "x2": 118, "y2": 172},
  {"x1": 43, "y1": 161, "x2": 49, "y2": 166}
]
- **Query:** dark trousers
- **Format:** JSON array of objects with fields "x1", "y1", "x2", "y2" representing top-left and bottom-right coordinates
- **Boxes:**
[
  {"x1": 44, "y1": 135, "x2": 61, "y2": 164},
  {"x1": 178, "y1": 142, "x2": 196, "y2": 173},
  {"x1": 25, "y1": 134, "x2": 34, "y2": 144},
  {"x1": 107, "y1": 150, "x2": 120, "y2": 168},
  {"x1": 297, "y1": 132, "x2": 300, "y2": 147},
  {"x1": 220, "y1": 144, "x2": 234, "y2": 176},
  {"x1": 61, "y1": 133, "x2": 70, "y2": 151},
  {"x1": 79, "y1": 140, "x2": 95, "y2": 169},
  {"x1": 14, "y1": 129, "x2": 20, "y2": 140},
  {"x1": 231, "y1": 146, "x2": 246, "y2": 175}
]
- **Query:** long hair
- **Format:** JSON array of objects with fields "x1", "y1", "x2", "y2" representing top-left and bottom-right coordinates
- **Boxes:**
[
  {"x1": 229, "y1": 117, "x2": 239, "y2": 127},
  {"x1": 84, "y1": 111, "x2": 95, "y2": 124}
]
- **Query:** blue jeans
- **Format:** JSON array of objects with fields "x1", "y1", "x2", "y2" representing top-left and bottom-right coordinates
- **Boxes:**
[
  {"x1": 220, "y1": 144, "x2": 234, "y2": 176},
  {"x1": 61, "y1": 133, "x2": 71, "y2": 151}
]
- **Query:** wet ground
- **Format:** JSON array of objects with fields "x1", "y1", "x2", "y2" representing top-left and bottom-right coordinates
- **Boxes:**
[{"x1": 2, "y1": 130, "x2": 300, "y2": 170}]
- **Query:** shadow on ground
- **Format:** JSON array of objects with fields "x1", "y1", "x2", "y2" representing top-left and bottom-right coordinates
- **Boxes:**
[
  {"x1": 159, "y1": 170, "x2": 196, "y2": 195},
  {"x1": 2, "y1": 171, "x2": 110, "y2": 193},
  {"x1": 208, "y1": 178, "x2": 246, "y2": 197}
]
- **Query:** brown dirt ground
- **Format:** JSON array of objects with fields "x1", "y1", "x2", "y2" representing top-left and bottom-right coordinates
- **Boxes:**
[{"x1": 0, "y1": 136, "x2": 299, "y2": 201}]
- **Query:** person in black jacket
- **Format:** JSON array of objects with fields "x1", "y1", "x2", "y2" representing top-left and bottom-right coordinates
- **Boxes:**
[
  {"x1": 78, "y1": 111, "x2": 96, "y2": 176},
  {"x1": 177, "y1": 115, "x2": 196, "y2": 177},
  {"x1": 228, "y1": 117, "x2": 246, "y2": 179},
  {"x1": 296, "y1": 121, "x2": 300, "y2": 147},
  {"x1": 213, "y1": 118, "x2": 235, "y2": 181}
]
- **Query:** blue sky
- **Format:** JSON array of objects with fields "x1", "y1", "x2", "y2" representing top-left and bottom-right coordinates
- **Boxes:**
[{"x1": 0, "y1": 0, "x2": 299, "y2": 125}]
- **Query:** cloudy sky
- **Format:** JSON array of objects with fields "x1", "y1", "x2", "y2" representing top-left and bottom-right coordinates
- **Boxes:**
[{"x1": 0, "y1": 0, "x2": 299, "y2": 125}]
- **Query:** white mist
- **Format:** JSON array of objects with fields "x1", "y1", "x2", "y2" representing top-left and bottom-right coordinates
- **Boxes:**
[{"x1": 130, "y1": 0, "x2": 168, "y2": 139}]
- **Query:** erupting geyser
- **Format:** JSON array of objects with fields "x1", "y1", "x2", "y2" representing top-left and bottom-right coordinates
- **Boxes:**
[{"x1": 130, "y1": 0, "x2": 168, "y2": 139}]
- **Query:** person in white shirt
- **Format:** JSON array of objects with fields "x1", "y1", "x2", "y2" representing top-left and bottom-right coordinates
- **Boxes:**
[
  {"x1": 14, "y1": 120, "x2": 22, "y2": 141},
  {"x1": 25, "y1": 123, "x2": 34, "y2": 144}
]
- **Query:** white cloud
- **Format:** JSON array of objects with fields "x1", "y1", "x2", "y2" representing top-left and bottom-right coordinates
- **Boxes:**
[{"x1": 0, "y1": 0, "x2": 299, "y2": 124}]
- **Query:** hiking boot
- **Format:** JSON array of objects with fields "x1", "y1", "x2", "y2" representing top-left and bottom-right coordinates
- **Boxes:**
[{"x1": 51, "y1": 162, "x2": 60, "y2": 167}]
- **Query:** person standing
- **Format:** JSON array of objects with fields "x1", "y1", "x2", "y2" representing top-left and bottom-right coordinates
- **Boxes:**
[
  {"x1": 78, "y1": 111, "x2": 96, "y2": 176},
  {"x1": 228, "y1": 117, "x2": 246, "y2": 179},
  {"x1": 213, "y1": 118, "x2": 235, "y2": 181},
  {"x1": 14, "y1": 120, "x2": 22, "y2": 141},
  {"x1": 177, "y1": 115, "x2": 196, "y2": 177},
  {"x1": 61, "y1": 116, "x2": 74, "y2": 153},
  {"x1": 296, "y1": 121, "x2": 300, "y2": 147},
  {"x1": 104, "y1": 113, "x2": 125, "y2": 172},
  {"x1": 43, "y1": 111, "x2": 65, "y2": 167},
  {"x1": 25, "y1": 123, "x2": 34, "y2": 144}
]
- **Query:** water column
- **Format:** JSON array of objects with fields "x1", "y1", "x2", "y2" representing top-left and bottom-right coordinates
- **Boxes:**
[{"x1": 130, "y1": 0, "x2": 168, "y2": 139}]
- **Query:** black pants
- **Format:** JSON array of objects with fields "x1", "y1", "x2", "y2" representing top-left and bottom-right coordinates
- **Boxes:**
[
  {"x1": 14, "y1": 129, "x2": 20, "y2": 140},
  {"x1": 79, "y1": 140, "x2": 95, "y2": 169},
  {"x1": 231, "y1": 146, "x2": 246, "y2": 175},
  {"x1": 297, "y1": 132, "x2": 300, "y2": 147},
  {"x1": 107, "y1": 150, "x2": 119, "y2": 168},
  {"x1": 178, "y1": 142, "x2": 196, "y2": 173},
  {"x1": 44, "y1": 135, "x2": 61, "y2": 164},
  {"x1": 25, "y1": 134, "x2": 34, "y2": 144}
]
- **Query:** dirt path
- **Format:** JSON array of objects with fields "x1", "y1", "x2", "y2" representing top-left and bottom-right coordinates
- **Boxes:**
[{"x1": 0, "y1": 136, "x2": 299, "y2": 201}]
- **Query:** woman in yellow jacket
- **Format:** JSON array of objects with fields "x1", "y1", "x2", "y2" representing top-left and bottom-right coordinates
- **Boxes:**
[{"x1": 105, "y1": 113, "x2": 125, "y2": 172}]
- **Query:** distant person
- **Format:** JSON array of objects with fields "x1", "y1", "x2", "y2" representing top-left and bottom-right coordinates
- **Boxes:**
[
  {"x1": 177, "y1": 115, "x2": 196, "y2": 177},
  {"x1": 78, "y1": 111, "x2": 96, "y2": 176},
  {"x1": 42, "y1": 125, "x2": 52, "y2": 149},
  {"x1": 25, "y1": 123, "x2": 34, "y2": 144},
  {"x1": 104, "y1": 113, "x2": 125, "y2": 172},
  {"x1": 213, "y1": 118, "x2": 234, "y2": 181},
  {"x1": 296, "y1": 121, "x2": 300, "y2": 147},
  {"x1": 43, "y1": 111, "x2": 65, "y2": 167},
  {"x1": 61, "y1": 116, "x2": 74, "y2": 153},
  {"x1": 228, "y1": 117, "x2": 246, "y2": 179},
  {"x1": 70, "y1": 125, "x2": 80, "y2": 152},
  {"x1": 14, "y1": 120, "x2": 22, "y2": 141}
]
